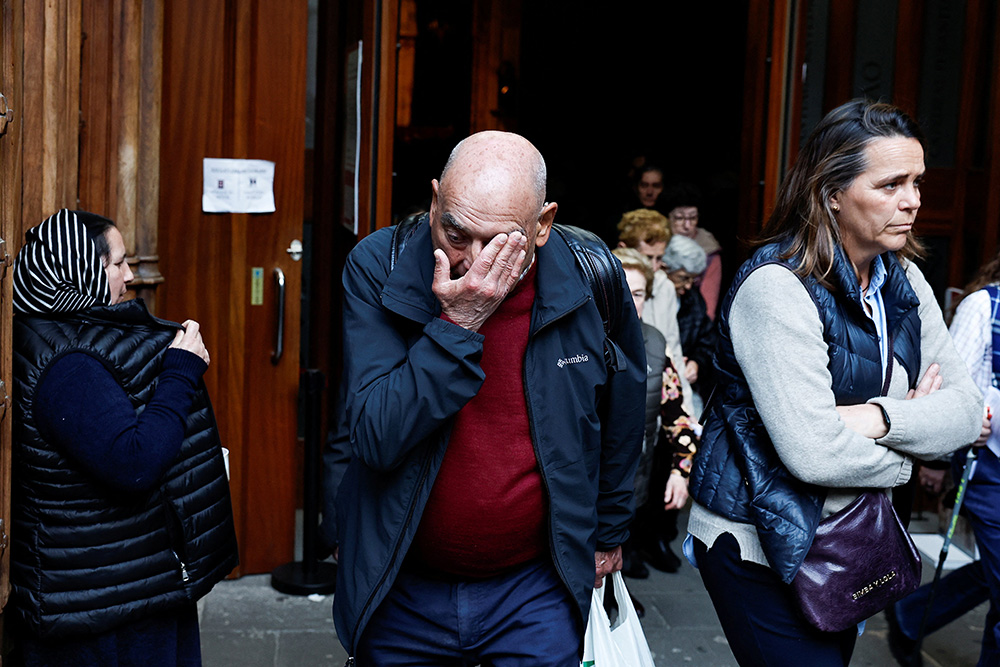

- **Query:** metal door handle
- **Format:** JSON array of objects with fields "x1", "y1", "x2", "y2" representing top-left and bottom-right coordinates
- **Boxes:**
[{"x1": 271, "y1": 268, "x2": 285, "y2": 365}]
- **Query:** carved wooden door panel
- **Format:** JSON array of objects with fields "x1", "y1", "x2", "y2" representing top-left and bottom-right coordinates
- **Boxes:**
[{"x1": 0, "y1": 0, "x2": 18, "y2": 641}]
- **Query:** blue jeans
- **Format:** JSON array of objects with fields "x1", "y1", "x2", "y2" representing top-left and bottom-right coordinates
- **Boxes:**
[
  {"x1": 893, "y1": 560, "x2": 989, "y2": 641},
  {"x1": 356, "y1": 559, "x2": 581, "y2": 666},
  {"x1": 694, "y1": 533, "x2": 856, "y2": 667}
]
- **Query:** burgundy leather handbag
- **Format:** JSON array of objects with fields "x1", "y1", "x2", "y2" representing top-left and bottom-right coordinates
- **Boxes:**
[{"x1": 791, "y1": 490, "x2": 922, "y2": 633}]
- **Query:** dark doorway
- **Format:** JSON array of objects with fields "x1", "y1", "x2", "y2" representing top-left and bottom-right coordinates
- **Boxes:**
[
  {"x1": 392, "y1": 1, "x2": 474, "y2": 218},
  {"x1": 389, "y1": 3, "x2": 750, "y2": 287},
  {"x1": 519, "y1": 3, "x2": 749, "y2": 282}
]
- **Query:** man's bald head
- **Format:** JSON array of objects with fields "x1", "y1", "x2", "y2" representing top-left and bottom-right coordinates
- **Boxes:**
[
  {"x1": 428, "y1": 131, "x2": 557, "y2": 279},
  {"x1": 439, "y1": 131, "x2": 547, "y2": 212}
]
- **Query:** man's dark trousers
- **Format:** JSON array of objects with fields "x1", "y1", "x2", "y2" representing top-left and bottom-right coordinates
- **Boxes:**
[{"x1": 356, "y1": 559, "x2": 580, "y2": 666}]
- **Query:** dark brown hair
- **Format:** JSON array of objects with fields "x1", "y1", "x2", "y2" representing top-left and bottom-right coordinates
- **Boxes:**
[
  {"x1": 75, "y1": 210, "x2": 117, "y2": 261},
  {"x1": 955, "y1": 252, "x2": 1000, "y2": 314}
]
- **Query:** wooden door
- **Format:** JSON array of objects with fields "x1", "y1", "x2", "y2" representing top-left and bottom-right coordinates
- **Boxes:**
[
  {"x1": 0, "y1": 0, "x2": 16, "y2": 633},
  {"x1": 0, "y1": 0, "x2": 166, "y2": 642},
  {"x1": 0, "y1": 0, "x2": 82, "y2": 638},
  {"x1": 0, "y1": 0, "x2": 87, "y2": 638},
  {"x1": 157, "y1": 0, "x2": 308, "y2": 575}
]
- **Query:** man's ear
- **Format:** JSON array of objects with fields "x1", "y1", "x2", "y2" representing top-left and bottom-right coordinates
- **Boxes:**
[
  {"x1": 534, "y1": 201, "x2": 558, "y2": 248},
  {"x1": 429, "y1": 179, "x2": 441, "y2": 221}
]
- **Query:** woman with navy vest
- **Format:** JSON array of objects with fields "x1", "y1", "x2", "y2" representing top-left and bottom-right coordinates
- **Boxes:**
[
  {"x1": 686, "y1": 100, "x2": 984, "y2": 665},
  {"x1": 8, "y1": 210, "x2": 238, "y2": 666}
]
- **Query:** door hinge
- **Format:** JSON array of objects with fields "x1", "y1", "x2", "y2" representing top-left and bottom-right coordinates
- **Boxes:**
[
  {"x1": 0, "y1": 93, "x2": 14, "y2": 137},
  {"x1": 0, "y1": 237, "x2": 10, "y2": 281},
  {"x1": 0, "y1": 380, "x2": 9, "y2": 423}
]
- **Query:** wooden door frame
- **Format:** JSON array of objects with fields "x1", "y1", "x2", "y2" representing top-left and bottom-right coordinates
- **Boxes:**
[
  {"x1": 355, "y1": 0, "x2": 397, "y2": 240},
  {"x1": 985, "y1": 6, "x2": 1000, "y2": 267},
  {"x1": 0, "y1": 0, "x2": 22, "y2": 621},
  {"x1": 309, "y1": 0, "x2": 397, "y2": 432},
  {"x1": 0, "y1": 0, "x2": 95, "y2": 618},
  {"x1": 737, "y1": 0, "x2": 785, "y2": 245}
]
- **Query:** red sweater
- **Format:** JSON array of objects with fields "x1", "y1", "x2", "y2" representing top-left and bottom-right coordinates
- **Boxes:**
[{"x1": 410, "y1": 263, "x2": 547, "y2": 577}]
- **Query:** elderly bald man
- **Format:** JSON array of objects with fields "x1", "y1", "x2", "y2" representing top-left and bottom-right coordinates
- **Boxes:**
[{"x1": 333, "y1": 131, "x2": 645, "y2": 665}]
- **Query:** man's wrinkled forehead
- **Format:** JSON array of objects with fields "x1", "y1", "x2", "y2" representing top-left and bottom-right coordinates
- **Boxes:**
[
  {"x1": 439, "y1": 164, "x2": 537, "y2": 216},
  {"x1": 441, "y1": 154, "x2": 524, "y2": 192}
]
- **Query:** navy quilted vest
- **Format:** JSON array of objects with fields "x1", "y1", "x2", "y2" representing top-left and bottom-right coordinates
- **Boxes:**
[
  {"x1": 689, "y1": 242, "x2": 921, "y2": 583},
  {"x1": 11, "y1": 299, "x2": 239, "y2": 638}
]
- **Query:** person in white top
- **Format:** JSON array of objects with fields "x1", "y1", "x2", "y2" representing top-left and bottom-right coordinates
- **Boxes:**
[
  {"x1": 616, "y1": 208, "x2": 694, "y2": 417},
  {"x1": 892, "y1": 257, "x2": 1000, "y2": 666}
]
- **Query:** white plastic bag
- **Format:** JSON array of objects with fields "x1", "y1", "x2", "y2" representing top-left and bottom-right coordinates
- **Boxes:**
[
  {"x1": 581, "y1": 571, "x2": 655, "y2": 667},
  {"x1": 581, "y1": 580, "x2": 616, "y2": 667}
]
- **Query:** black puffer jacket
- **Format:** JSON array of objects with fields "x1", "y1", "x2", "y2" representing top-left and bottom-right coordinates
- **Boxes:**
[
  {"x1": 11, "y1": 300, "x2": 238, "y2": 638},
  {"x1": 635, "y1": 322, "x2": 667, "y2": 505},
  {"x1": 689, "y1": 242, "x2": 921, "y2": 583},
  {"x1": 676, "y1": 286, "x2": 717, "y2": 396}
]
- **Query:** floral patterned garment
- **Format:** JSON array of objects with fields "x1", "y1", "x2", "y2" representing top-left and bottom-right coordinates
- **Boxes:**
[{"x1": 660, "y1": 358, "x2": 699, "y2": 477}]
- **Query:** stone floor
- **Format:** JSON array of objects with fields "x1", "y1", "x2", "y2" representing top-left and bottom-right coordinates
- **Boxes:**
[{"x1": 197, "y1": 509, "x2": 988, "y2": 666}]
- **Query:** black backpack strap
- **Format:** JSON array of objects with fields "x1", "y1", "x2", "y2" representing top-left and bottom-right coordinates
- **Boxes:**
[
  {"x1": 551, "y1": 224, "x2": 626, "y2": 371},
  {"x1": 390, "y1": 212, "x2": 429, "y2": 270}
]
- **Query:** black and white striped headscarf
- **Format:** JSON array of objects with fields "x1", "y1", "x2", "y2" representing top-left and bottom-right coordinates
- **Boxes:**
[{"x1": 13, "y1": 209, "x2": 112, "y2": 314}]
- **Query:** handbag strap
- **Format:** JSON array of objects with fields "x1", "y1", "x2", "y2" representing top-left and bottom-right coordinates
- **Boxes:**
[{"x1": 986, "y1": 284, "x2": 1000, "y2": 389}]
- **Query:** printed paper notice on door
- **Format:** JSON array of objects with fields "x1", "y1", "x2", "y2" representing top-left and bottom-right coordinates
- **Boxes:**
[{"x1": 202, "y1": 158, "x2": 276, "y2": 213}]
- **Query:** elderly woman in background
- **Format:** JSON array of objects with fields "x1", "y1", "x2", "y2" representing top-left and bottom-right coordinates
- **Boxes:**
[
  {"x1": 9, "y1": 210, "x2": 238, "y2": 666},
  {"x1": 612, "y1": 247, "x2": 698, "y2": 584},
  {"x1": 885, "y1": 250, "x2": 1000, "y2": 666},
  {"x1": 617, "y1": 208, "x2": 693, "y2": 417},
  {"x1": 662, "y1": 182, "x2": 723, "y2": 320},
  {"x1": 686, "y1": 100, "x2": 984, "y2": 665},
  {"x1": 663, "y1": 234, "x2": 716, "y2": 416}
]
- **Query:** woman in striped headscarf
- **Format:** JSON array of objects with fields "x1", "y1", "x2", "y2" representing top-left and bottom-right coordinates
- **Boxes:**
[
  {"x1": 12, "y1": 209, "x2": 123, "y2": 313},
  {"x1": 8, "y1": 210, "x2": 238, "y2": 666}
]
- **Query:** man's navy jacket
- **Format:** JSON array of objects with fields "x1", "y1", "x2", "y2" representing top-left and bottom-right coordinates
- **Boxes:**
[{"x1": 332, "y1": 220, "x2": 645, "y2": 653}]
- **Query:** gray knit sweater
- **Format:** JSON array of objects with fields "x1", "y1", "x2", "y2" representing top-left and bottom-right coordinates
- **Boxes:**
[{"x1": 688, "y1": 260, "x2": 983, "y2": 567}]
